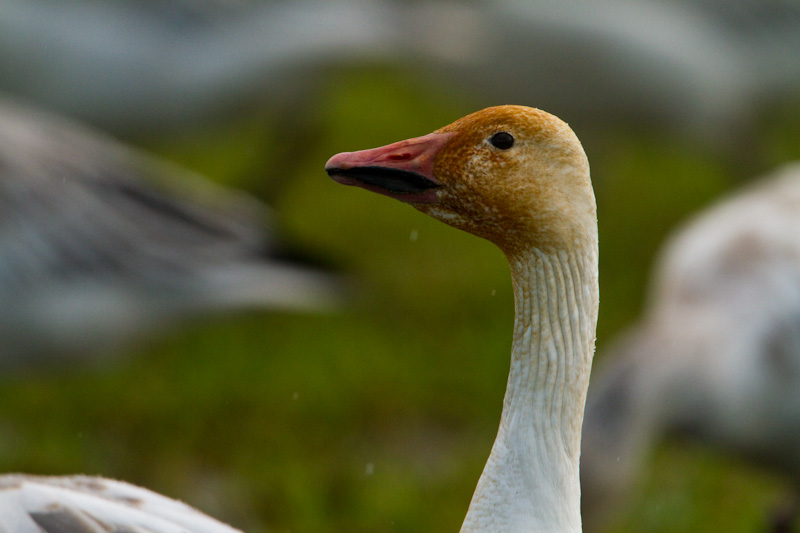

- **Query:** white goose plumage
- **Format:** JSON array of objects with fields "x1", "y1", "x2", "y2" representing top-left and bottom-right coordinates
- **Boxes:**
[{"x1": 0, "y1": 475, "x2": 240, "y2": 533}]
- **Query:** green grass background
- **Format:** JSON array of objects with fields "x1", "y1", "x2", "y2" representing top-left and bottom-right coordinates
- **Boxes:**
[{"x1": 3, "y1": 68, "x2": 800, "y2": 532}]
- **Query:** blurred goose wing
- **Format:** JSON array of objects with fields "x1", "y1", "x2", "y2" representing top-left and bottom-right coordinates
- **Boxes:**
[
  {"x1": 0, "y1": 475, "x2": 241, "y2": 533},
  {"x1": 0, "y1": 98, "x2": 337, "y2": 364}
]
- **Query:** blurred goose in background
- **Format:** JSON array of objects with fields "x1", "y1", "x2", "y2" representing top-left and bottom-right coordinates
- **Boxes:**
[
  {"x1": 581, "y1": 163, "x2": 800, "y2": 531},
  {"x1": 406, "y1": 0, "x2": 800, "y2": 147},
  {"x1": 0, "y1": 0, "x2": 401, "y2": 134},
  {"x1": 327, "y1": 106, "x2": 598, "y2": 531},
  {"x1": 0, "y1": 98, "x2": 337, "y2": 369}
]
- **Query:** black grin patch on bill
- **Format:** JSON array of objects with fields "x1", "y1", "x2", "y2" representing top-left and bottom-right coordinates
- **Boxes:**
[{"x1": 326, "y1": 166, "x2": 439, "y2": 194}]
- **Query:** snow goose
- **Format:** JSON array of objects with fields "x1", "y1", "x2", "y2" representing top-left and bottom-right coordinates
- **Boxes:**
[
  {"x1": 0, "y1": 105, "x2": 596, "y2": 533},
  {"x1": 0, "y1": 98, "x2": 336, "y2": 368},
  {"x1": 581, "y1": 163, "x2": 800, "y2": 531},
  {"x1": 327, "y1": 105, "x2": 598, "y2": 532}
]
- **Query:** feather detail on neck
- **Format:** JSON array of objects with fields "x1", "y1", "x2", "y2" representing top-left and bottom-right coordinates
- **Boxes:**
[{"x1": 461, "y1": 243, "x2": 598, "y2": 533}]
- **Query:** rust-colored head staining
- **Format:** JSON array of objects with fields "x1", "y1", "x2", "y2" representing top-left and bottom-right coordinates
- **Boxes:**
[{"x1": 326, "y1": 105, "x2": 595, "y2": 257}]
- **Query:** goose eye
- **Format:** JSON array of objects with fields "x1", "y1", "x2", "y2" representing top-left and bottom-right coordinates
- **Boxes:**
[{"x1": 490, "y1": 132, "x2": 514, "y2": 150}]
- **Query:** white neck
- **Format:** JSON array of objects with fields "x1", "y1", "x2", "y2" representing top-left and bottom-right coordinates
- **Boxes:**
[{"x1": 460, "y1": 244, "x2": 599, "y2": 533}]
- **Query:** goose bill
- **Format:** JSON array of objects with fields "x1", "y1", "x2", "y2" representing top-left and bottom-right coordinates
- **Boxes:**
[{"x1": 324, "y1": 132, "x2": 454, "y2": 203}]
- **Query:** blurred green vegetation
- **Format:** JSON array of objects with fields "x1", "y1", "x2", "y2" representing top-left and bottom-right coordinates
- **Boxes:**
[{"x1": 3, "y1": 68, "x2": 800, "y2": 532}]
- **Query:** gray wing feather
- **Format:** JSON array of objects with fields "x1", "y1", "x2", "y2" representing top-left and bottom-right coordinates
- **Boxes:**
[
  {"x1": 29, "y1": 508, "x2": 110, "y2": 533},
  {"x1": 0, "y1": 99, "x2": 276, "y2": 290}
]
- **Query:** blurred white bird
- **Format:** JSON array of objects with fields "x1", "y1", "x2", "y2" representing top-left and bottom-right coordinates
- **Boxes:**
[
  {"x1": 0, "y1": 0, "x2": 401, "y2": 134},
  {"x1": 0, "y1": 98, "x2": 338, "y2": 368},
  {"x1": 581, "y1": 163, "x2": 800, "y2": 531}
]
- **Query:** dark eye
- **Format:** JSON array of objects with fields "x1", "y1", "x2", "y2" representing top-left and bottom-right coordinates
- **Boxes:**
[{"x1": 490, "y1": 132, "x2": 514, "y2": 150}]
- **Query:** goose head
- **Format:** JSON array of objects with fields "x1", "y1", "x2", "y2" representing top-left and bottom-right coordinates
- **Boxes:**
[{"x1": 325, "y1": 105, "x2": 595, "y2": 256}]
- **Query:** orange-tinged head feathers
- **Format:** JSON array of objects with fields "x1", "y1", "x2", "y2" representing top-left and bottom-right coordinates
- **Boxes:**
[{"x1": 326, "y1": 105, "x2": 596, "y2": 257}]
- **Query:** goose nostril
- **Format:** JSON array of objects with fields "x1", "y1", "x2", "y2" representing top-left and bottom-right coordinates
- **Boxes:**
[{"x1": 388, "y1": 153, "x2": 412, "y2": 160}]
